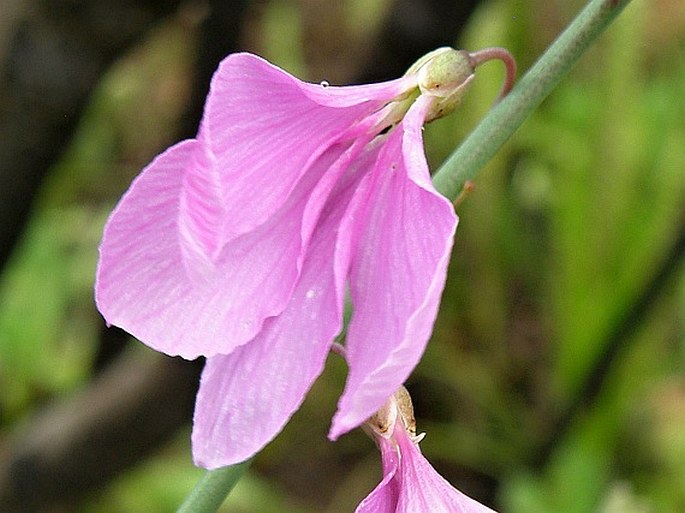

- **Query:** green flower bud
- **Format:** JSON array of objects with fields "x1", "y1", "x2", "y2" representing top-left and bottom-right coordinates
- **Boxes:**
[{"x1": 413, "y1": 47, "x2": 475, "y2": 122}]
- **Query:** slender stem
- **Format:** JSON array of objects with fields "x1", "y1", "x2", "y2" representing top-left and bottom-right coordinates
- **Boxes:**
[
  {"x1": 432, "y1": 0, "x2": 633, "y2": 201},
  {"x1": 467, "y1": 47, "x2": 517, "y2": 102},
  {"x1": 176, "y1": 460, "x2": 252, "y2": 513}
]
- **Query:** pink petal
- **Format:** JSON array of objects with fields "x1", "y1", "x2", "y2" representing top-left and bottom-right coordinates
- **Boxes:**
[
  {"x1": 191, "y1": 143, "x2": 368, "y2": 468},
  {"x1": 395, "y1": 430, "x2": 497, "y2": 513},
  {"x1": 354, "y1": 439, "x2": 401, "y2": 513},
  {"x1": 331, "y1": 96, "x2": 458, "y2": 439},
  {"x1": 357, "y1": 428, "x2": 496, "y2": 513},
  {"x1": 198, "y1": 53, "x2": 414, "y2": 244},
  {"x1": 97, "y1": 53, "x2": 419, "y2": 361},
  {"x1": 95, "y1": 141, "x2": 345, "y2": 359}
]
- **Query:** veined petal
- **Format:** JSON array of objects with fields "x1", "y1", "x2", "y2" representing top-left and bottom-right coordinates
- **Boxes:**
[
  {"x1": 301, "y1": 136, "x2": 374, "y2": 255},
  {"x1": 176, "y1": 139, "x2": 224, "y2": 272},
  {"x1": 191, "y1": 148, "x2": 366, "y2": 468},
  {"x1": 198, "y1": 53, "x2": 416, "y2": 245},
  {"x1": 354, "y1": 439, "x2": 401, "y2": 513},
  {"x1": 356, "y1": 390, "x2": 495, "y2": 513},
  {"x1": 331, "y1": 96, "x2": 458, "y2": 439},
  {"x1": 96, "y1": 140, "x2": 347, "y2": 359},
  {"x1": 394, "y1": 430, "x2": 497, "y2": 513}
]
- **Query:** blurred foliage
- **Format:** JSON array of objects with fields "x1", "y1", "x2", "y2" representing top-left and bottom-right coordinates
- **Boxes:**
[{"x1": 1, "y1": 0, "x2": 684, "y2": 512}]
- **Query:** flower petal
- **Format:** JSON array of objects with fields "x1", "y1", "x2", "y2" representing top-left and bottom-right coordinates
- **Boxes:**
[
  {"x1": 354, "y1": 439, "x2": 401, "y2": 513},
  {"x1": 331, "y1": 96, "x2": 458, "y2": 438},
  {"x1": 97, "y1": 53, "x2": 418, "y2": 361},
  {"x1": 95, "y1": 140, "x2": 346, "y2": 359},
  {"x1": 190, "y1": 145, "x2": 368, "y2": 468},
  {"x1": 198, "y1": 53, "x2": 414, "y2": 244},
  {"x1": 395, "y1": 430, "x2": 497, "y2": 513}
]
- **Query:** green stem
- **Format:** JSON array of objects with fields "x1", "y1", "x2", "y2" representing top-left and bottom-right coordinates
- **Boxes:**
[
  {"x1": 432, "y1": 0, "x2": 633, "y2": 200},
  {"x1": 176, "y1": 460, "x2": 252, "y2": 513}
]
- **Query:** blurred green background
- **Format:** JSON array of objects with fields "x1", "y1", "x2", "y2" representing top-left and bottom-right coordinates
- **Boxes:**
[{"x1": 1, "y1": 0, "x2": 684, "y2": 512}]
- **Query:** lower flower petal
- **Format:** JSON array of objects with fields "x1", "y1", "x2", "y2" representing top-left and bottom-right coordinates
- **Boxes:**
[
  {"x1": 354, "y1": 439, "x2": 401, "y2": 513},
  {"x1": 191, "y1": 157, "x2": 364, "y2": 468},
  {"x1": 396, "y1": 430, "x2": 497, "y2": 513},
  {"x1": 330, "y1": 99, "x2": 457, "y2": 439},
  {"x1": 191, "y1": 325, "x2": 330, "y2": 468}
]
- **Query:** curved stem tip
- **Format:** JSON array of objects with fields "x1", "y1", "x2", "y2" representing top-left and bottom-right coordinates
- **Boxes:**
[{"x1": 467, "y1": 47, "x2": 517, "y2": 103}]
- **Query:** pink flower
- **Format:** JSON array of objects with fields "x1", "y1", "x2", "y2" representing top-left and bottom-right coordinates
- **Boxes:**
[
  {"x1": 357, "y1": 388, "x2": 497, "y2": 513},
  {"x1": 95, "y1": 51, "x2": 473, "y2": 468}
]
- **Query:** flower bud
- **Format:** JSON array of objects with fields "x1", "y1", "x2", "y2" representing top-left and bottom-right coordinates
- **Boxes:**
[
  {"x1": 414, "y1": 47, "x2": 475, "y2": 122},
  {"x1": 365, "y1": 386, "x2": 426, "y2": 444}
]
